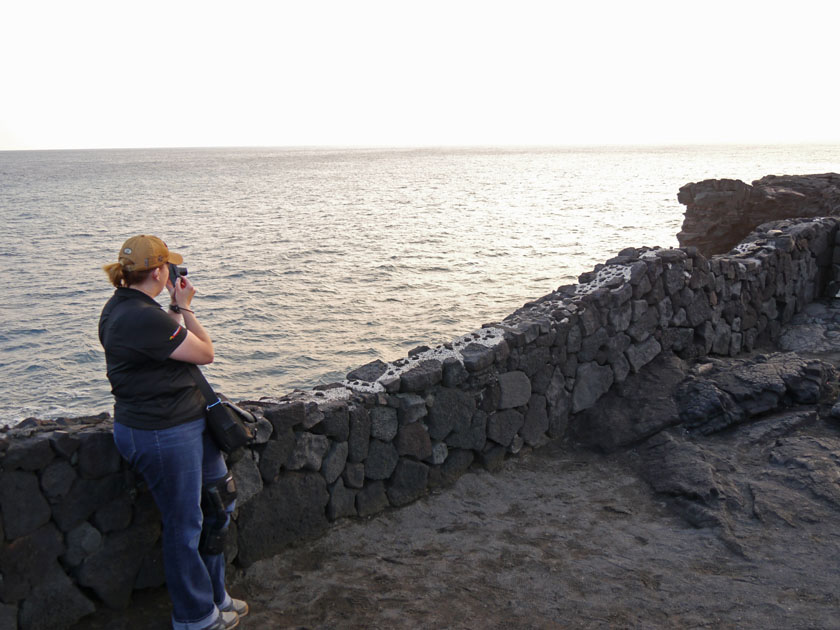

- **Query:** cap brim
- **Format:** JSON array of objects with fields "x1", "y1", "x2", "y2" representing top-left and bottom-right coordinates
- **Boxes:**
[{"x1": 167, "y1": 251, "x2": 184, "y2": 265}]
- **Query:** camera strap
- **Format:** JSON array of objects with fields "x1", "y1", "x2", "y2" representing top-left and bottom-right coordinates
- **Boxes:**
[{"x1": 187, "y1": 364, "x2": 222, "y2": 408}]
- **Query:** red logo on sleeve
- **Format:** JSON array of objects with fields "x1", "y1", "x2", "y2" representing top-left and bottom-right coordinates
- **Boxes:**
[{"x1": 169, "y1": 326, "x2": 183, "y2": 341}]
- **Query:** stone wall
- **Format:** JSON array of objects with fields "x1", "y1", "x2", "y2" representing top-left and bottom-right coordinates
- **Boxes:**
[
  {"x1": 677, "y1": 173, "x2": 840, "y2": 256},
  {"x1": 3, "y1": 216, "x2": 840, "y2": 630}
]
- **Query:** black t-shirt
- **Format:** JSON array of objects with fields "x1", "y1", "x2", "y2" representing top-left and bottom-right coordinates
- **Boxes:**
[{"x1": 99, "y1": 288, "x2": 205, "y2": 429}]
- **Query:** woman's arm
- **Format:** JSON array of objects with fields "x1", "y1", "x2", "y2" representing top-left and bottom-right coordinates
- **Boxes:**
[
  {"x1": 169, "y1": 312, "x2": 214, "y2": 364},
  {"x1": 167, "y1": 276, "x2": 215, "y2": 365}
]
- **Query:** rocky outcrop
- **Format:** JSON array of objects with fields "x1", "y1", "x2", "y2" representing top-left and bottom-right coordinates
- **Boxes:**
[{"x1": 677, "y1": 173, "x2": 840, "y2": 256}]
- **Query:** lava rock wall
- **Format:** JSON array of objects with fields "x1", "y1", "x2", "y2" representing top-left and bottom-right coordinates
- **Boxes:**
[{"x1": 2, "y1": 216, "x2": 840, "y2": 629}]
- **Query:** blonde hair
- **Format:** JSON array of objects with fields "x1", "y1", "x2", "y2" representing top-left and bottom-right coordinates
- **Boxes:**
[{"x1": 102, "y1": 262, "x2": 160, "y2": 288}]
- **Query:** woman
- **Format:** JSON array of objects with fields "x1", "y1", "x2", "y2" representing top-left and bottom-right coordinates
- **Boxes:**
[{"x1": 99, "y1": 234, "x2": 248, "y2": 630}]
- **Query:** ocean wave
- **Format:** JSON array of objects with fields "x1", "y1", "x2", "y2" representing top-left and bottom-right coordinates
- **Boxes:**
[{"x1": 2, "y1": 144, "x2": 837, "y2": 424}]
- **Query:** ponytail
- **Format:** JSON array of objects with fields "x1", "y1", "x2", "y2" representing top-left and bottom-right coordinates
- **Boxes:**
[
  {"x1": 103, "y1": 262, "x2": 158, "y2": 288},
  {"x1": 103, "y1": 262, "x2": 126, "y2": 288}
]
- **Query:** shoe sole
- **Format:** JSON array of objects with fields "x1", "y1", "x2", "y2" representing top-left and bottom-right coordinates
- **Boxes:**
[{"x1": 221, "y1": 602, "x2": 249, "y2": 619}]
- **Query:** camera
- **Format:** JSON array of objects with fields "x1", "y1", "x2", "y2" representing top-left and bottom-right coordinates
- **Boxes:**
[{"x1": 168, "y1": 263, "x2": 188, "y2": 285}]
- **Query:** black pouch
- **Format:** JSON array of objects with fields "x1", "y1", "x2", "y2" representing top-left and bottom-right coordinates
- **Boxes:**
[
  {"x1": 204, "y1": 395, "x2": 256, "y2": 453},
  {"x1": 189, "y1": 366, "x2": 256, "y2": 453}
]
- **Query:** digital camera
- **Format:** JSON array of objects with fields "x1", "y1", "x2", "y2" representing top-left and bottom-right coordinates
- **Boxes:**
[{"x1": 168, "y1": 263, "x2": 188, "y2": 285}]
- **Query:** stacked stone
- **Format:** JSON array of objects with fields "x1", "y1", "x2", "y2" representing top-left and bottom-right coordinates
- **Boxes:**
[
  {"x1": 2, "y1": 216, "x2": 838, "y2": 630},
  {"x1": 229, "y1": 216, "x2": 840, "y2": 568},
  {"x1": 0, "y1": 418, "x2": 157, "y2": 630},
  {"x1": 829, "y1": 225, "x2": 840, "y2": 297}
]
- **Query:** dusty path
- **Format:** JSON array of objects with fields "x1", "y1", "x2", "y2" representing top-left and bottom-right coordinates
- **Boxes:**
[
  {"x1": 79, "y1": 435, "x2": 840, "y2": 629},
  {"x1": 231, "y1": 436, "x2": 839, "y2": 630}
]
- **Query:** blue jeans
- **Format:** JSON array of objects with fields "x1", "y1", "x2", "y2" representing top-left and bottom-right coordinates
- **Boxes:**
[{"x1": 114, "y1": 417, "x2": 234, "y2": 630}]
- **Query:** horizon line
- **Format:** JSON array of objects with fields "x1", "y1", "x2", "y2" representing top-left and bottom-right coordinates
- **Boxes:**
[{"x1": 3, "y1": 140, "x2": 840, "y2": 153}]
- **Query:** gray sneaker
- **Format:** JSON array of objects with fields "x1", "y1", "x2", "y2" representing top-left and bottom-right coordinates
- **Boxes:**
[
  {"x1": 220, "y1": 598, "x2": 249, "y2": 618},
  {"x1": 205, "y1": 609, "x2": 239, "y2": 630}
]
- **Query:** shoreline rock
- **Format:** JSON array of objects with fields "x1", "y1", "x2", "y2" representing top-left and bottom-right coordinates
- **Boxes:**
[{"x1": 677, "y1": 172, "x2": 840, "y2": 256}]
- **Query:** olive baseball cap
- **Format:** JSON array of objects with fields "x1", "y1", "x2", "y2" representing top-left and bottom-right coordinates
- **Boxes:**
[{"x1": 118, "y1": 235, "x2": 183, "y2": 272}]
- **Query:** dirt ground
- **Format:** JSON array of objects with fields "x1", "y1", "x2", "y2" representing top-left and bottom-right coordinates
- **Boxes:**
[{"x1": 75, "y1": 435, "x2": 840, "y2": 630}]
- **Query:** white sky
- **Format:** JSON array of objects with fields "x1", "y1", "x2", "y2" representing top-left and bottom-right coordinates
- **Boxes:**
[{"x1": 1, "y1": 0, "x2": 838, "y2": 150}]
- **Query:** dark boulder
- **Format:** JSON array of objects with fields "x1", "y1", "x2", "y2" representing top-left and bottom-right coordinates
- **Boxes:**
[
  {"x1": 427, "y1": 388, "x2": 476, "y2": 441},
  {"x1": 312, "y1": 400, "x2": 350, "y2": 441},
  {"x1": 396, "y1": 422, "x2": 433, "y2": 460},
  {"x1": 2, "y1": 435, "x2": 54, "y2": 471},
  {"x1": 356, "y1": 481, "x2": 389, "y2": 517},
  {"x1": 76, "y1": 494, "x2": 161, "y2": 609},
  {"x1": 400, "y1": 360, "x2": 443, "y2": 392},
  {"x1": 286, "y1": 432, "x2": 330, "y2": 472},
  {"x1": 460, "y1": 343, "x2": 495, "y2": 372},
  {"x1": 236, "y1": 472, "x2": 329, "y2": 567},
  {"x1": 446, "y1": 410, "x2": 487, "y2": 452},
  {"x1": 386, "y1": 459, "x2": 429, "y2": 507},
  {"x1": 364, "y1": 440, "x2": 399, "y2": 480},
  {"x1": 497, "y1": 371, "x2": 531, "y2": 409},
  {"x1": 49, "y1": 431, "x2": 81, "y2": 458},
  {"x1": 0, "y1": 523, "x2": 64, "y2": 602},
  {"x1": 258, "y1": 429, "x2": 295, "y2": 482},
  {"x1": 263, "y1": 401, "x2": 306, "y2": 433},
  {"x1": 573, "y1": 353, "x2": 686, "y2": 451},
  {"x1": 321, "y1": 441, "x2": 349, "y2": 485},
  {"x1": 327, "y1": 478, "x2": 357, "y2": 521},
  {"x1": 347, "y1": 359, "x2": 388, "y2": 383},
  {"x1": 77, "y1": 431, "x2": 122, "y2": 479},
  {"x1": 520, "y1": 394, "x2": 549, "y2": 447},
  {"x1": 40, "y1": 459, "x2": 77, "y2": 501},
  {"x1": 428, "y1": 449, "x2": 474, "y2": 488},
  {"x1": 477, "y1": 444, "x2": 506, "y2": 472},
  {"x1": 230, "y1": 451, "x2": 263, "y2": 507},
  {"x1": 571, "y1": 362, "x2": 614, "y2": 413},
  {"x1": 348, "y1": 404, "x2": 371, "y2": 463},
  {"x1": 442, "y1": 357, "x2": 469, "y2": 386},
  {"x1": 487, "y1": 410, "x2": 523, "y2": 447},
  {"x1": 0, "y1": 470, "x2": 52, "y2": 540},
  {"x1": 18, "y1": 564, "x2": 95, "y2": 630},
  {"x1": 393, "y1": 393, "x2": 427, "y2": 425},
  {"x1": 62, "y1": 521, "x2": 102, "y2": 567},
  {"x1": 676, "y1": 354, "x2": 835, "y2": 435},
  {"x1": 342, "y1": 462, "x2": 365, "y2": 489},
  {"x1": 675, "y1": 379, "x2": 745, "y2": 435},
  {"x1": 369, "y1": 406, "x2": 398, "y2": 442},
  {"x1": 92, "y1": 494, "x2": 133, "y2": 534}
]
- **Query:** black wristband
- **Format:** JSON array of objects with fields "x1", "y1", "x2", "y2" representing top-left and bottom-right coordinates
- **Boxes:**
[{"x1": 169, "y1": 304, "x2": 194, "y2": 314}]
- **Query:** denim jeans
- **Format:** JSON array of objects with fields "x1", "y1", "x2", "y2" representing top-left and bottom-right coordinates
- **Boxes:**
[{"x1": 114, "y1": 417, "x2": 234, "y2": 630}]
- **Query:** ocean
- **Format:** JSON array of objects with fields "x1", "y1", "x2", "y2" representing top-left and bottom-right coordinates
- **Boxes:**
[{"x1": 1, "y1": 145, "x2": 838, "y2": 426}]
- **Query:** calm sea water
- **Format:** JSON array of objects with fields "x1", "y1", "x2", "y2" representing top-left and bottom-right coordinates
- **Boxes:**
[{"x1": 1, "y1": 145, "x2": 838, "y2": 425}]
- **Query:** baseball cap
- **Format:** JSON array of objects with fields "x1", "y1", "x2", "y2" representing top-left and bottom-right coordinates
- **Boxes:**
[{"x1": 117, "y1": 235, "x2": 183, "y2": 272}]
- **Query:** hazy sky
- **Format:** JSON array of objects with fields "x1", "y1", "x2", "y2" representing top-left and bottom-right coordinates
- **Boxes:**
[{"x1": 2, "y1": 0, "x2": 838, "y2": 150}]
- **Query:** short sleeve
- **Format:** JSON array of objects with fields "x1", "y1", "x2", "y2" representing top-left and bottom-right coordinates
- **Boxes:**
[{"x1": 129, "y1": 307, "x2": 189, "y2": 361}]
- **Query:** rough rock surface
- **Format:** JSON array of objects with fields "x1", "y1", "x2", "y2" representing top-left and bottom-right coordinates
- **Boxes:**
[
  {"x1": 677, "y1": 173, "x2": 840, "y2": 256},
  {"x1": 571, "y1": 353, "x2": 687, "y2": 451}
]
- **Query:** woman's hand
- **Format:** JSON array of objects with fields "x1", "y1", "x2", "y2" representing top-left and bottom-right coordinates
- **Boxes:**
[
  {"x1": 169, "y1": 275, "x2": 197, "y2": 310},
  {"x1": 167, "y1": 275, "x2": 214, "y2": 365}
]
